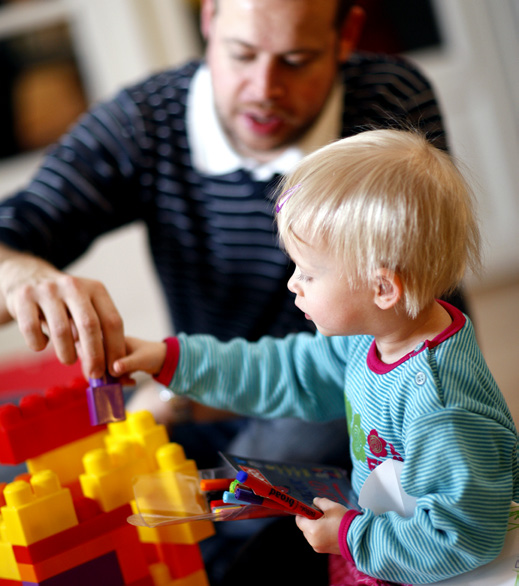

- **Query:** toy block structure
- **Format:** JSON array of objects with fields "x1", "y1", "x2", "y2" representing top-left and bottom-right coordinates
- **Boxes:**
[
  {"x1": 0, "y1": 380, "x2": 214, "y2": 585},
  {"x1": 0, "y1": 378, "x2": 103, "y2": 465}
]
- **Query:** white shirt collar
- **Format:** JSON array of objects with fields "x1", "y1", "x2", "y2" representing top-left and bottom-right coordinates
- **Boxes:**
[{"x1": 187, "y1": 63, "x2": 343, "y2": 181}]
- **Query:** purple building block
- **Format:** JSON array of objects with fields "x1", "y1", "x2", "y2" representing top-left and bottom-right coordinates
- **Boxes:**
[{"x1": 86, "y1": 374, "x2": 126, "y2": 426}]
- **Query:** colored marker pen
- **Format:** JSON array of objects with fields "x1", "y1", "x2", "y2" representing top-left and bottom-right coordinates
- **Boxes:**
[
  {"x1": 234, "y1": 487, "x2": 292, "y2": 512},
  {"x1": 199, "y1": 478, "x2": 235, "y2": 492},
  {"x1": 236, "y1": 470, "x2": 322, "y2": 519},
  {"x1": 223, "y1": 490, "x2": 251, "y2": 506}
]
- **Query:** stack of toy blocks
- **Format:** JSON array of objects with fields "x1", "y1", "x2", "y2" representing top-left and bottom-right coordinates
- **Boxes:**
[{"x1": 0, "y1": 378, "x2": 214, "y2": 586}]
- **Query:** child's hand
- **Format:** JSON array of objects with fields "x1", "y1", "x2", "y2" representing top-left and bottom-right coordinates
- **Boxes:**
[
  {"x1": 112, "y1": 337, "x2": 167, "y2": 382},
  {"x1": 295, "y1": 497, "x2": 347, "y2": 555}
]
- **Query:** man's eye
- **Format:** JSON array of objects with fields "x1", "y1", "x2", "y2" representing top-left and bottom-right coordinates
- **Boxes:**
[
  {"x1": 231, "y1": 53, "x2": 255, "y2": 62},
  {"x1": 283, "y1": 56, "x2": 312, "y2": 69}
]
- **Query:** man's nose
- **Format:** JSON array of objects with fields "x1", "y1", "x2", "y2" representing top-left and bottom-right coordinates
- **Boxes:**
[{"x1": 251, "y1": 58, "x2": 285, "y2": 101}]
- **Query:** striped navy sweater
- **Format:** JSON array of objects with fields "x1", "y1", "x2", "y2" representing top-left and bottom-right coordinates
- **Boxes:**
[{"x1": 0, "y1": 53, "x2": 448, "y2": 340}]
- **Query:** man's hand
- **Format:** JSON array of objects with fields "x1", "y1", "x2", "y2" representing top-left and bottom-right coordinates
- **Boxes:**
[
  {"x1": 295, "y1": 497, "x2": 348, "y2": 555},
  {"x1": 0, "y1": 246, "x2": 125, "y2": 378}
]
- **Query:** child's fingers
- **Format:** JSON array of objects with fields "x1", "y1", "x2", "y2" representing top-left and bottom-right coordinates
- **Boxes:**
[
  {"x1": 313, "y1": 497, "x2": 334, "y2": 511},
  {"x1": 113, "y1": 356, "x2": 132, "y2": 376},
  {"x1": 295, "y1": 513, "x2": 313, "y2": 532}
]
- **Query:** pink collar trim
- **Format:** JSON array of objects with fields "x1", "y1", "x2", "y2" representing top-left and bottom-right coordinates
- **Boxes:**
[{"x1": 367, "y1": 300, "x2": 466, "y2": 374}]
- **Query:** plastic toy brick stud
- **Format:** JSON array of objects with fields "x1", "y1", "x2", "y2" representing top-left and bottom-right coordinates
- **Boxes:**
[{"x1": 86, "y1": 374, "x2": 126, "y2": 426}]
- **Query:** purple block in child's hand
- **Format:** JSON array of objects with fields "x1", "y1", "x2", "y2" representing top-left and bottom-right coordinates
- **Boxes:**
[{"x1": 86, "y1": 373, "x2": 126, "y2": 425}]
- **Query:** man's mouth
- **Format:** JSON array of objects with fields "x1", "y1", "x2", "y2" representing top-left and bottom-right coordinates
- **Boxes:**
[{"x1": 242, "y1": 111, "x2": 284, "y2": 135}]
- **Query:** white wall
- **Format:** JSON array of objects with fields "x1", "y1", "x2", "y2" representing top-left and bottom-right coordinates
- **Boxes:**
[
  {"x1": 410, "y1": 0, "x2": 519, "y2": 285},
  {"x1": 0, "y1": 0, "x2": 201, "y2": 357}
]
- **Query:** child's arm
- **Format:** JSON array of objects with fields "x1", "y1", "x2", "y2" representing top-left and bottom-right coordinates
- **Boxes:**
[
  {"x1": 114, "y1": 332, "x2": 348, "y2": 423},
  {"x1": 295, "y1": 497, "x2": 349, "y2": 555}
]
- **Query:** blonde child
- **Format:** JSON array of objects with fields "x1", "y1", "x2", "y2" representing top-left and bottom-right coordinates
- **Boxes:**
[{"x1": 113, "y1": 129, "x2": 519, "y2": 584}]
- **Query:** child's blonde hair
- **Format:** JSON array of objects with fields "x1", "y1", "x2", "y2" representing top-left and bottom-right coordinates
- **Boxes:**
[{"x1": 275, "y1": 129, "x2": 481, "y2": 318}]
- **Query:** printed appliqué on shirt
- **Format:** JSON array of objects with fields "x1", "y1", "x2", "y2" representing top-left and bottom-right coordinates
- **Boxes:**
[
  {"x1": 368, "y1": 429, "x2": 387, "y2": 457},
  {"x1": 351, "y1": 413, "x2": 366, "y2": 462}
]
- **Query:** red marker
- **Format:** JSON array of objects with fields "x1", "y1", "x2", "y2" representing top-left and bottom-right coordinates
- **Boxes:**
[{"x1": 236, "y1": 469, "x2": 322, "y2": 519}]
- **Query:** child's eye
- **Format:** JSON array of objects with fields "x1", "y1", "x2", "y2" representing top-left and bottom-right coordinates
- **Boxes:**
[{"x1": 297, "y1": 273, "x2": 312, "y2": 283}]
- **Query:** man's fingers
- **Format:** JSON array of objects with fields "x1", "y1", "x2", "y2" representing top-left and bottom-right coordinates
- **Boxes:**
[
  {"x1": 13, "y1": 290, "x2": 49, "y2": 352},
  {"x1": 62, "y1": 277, "x2": 111, "y2": 378},
  {"x1": 91, "y1": 286, "x2": 125, "y2": 377}
]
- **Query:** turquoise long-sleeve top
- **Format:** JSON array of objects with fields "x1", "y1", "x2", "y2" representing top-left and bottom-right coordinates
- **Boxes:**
[{"x1": 160, "y1": 302, "x2": 519, "y2": 584}]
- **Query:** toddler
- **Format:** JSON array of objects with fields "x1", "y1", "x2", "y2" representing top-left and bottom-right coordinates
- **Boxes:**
[{"x1": 113, "y1": 129, "x2": 518, "y2": 584}]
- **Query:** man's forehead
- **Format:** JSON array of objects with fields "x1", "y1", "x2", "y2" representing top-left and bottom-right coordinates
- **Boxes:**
[
  {"x1": 216, "y1": 0, "x2": 338, "y2": 31},
  {"x1": 216, "y1": 0, "x2": 338, "y2": 53}
]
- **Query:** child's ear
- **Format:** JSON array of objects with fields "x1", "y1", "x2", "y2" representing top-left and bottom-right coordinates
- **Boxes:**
[{"x1": 373, "y1": 268, "x2": 403, "y2": 310}]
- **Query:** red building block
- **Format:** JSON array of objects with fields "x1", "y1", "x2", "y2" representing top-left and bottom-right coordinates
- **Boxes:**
[
  {"x1": 151, "y1": 542, "x2": 205, "y2": 579},
  {"x1": 12, "y1": 501, "x2": 128, "y2": 564},
  {"x1": 0, "y1": 379, "x2": 106, "y2": 465},
  {"x1": 18, "y1": 550, "x2": 124, "y2": 586},
  {"x1": 16, "y1": 525, "x2": 139, "y2": 583}
]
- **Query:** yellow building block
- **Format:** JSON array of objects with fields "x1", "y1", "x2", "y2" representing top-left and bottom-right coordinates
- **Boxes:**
[
  {"x1": 149, "y1": 562, "x2": 174, "y2": 586},
  {"x1": 1, "y1": 470, "x2": 78, "y2": 546},
  {"x1": 0, "y1": 518, "x2": 22, "y2": 580},
  {"x1": 106, "y1": 410, "x2": 169, "y2": 471},
  {"x1": 148, "y1": 564, "x2": 210, "y2": 586},
  {"x1": 80, "y1": 439, "x2": 150, "y2": 511},
  {"x1": 135, "y1": 443, "x2": 207, "y2": 518},
  {"x1": 156, "y1": 443, "x2": 207, "y2": 510},
  {"x1": 132, "y1": 442, "x2": 215, "y2": 544},
  {"x1": 27, "y1": 429, "x2": 107, "y2": 486}
]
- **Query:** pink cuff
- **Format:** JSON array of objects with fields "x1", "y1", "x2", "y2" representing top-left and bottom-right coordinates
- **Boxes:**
[
  {"x1": 153, "y1": 337, "x2": 180, "y2": 386},
  {"x1": 338, "y1": 509, "x2": 362, "y2": 562}
]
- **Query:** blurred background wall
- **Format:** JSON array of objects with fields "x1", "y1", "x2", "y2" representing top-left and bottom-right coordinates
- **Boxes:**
[{"x1": 0, "y1": 0, "x2": 517, "y2": 407}]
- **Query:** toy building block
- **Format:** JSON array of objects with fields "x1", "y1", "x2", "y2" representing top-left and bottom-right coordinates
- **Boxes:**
[
  {"x1": 0, "y1": 519, "x2": 21, "y2": 582},
  {"x1": 27, "y1": 430, "x2": 107, "y2": 487},
  {"x1": 131, "y1": 442, "x2": 215, "y2": 546},
  {"x1": 19, "y1": 550, "x2": 125, "y2": 586},
  {"x1": 80, "y1": 441, "x2": 149, "y2": 512},
  {"x1": 0, "y1": 378, "x2": 104, "y2": 465},
  {"x1": 86, "y1": 374, "x2": 125, "y2": 426},
  {"x1": 148, "y1": 562, "x2": 209, "y2": 586},
  {"x1": 1, "y1": 470, "x2": 78, "y2": 546},
  {"x1": 148, "y1": 562, "x2": 174, "y2": 586},
  {"x1": 156, "y1": 443, "x2": 208, "y2": 512},
  {"x1": 10, "y1": 496, "x2": 151, "y2": 584},
  {"x1": 105, "y1": 410, "x2": 169, "y2": 471},
  {"x1": 170, "y1": 569, "x2": 210, "y2": 586},
  {"x1": 12, "y1": 501, "x2": 129, "y2": 565},
  {"x1": 16, "y1": 523, "x2": 148, "y2": 584},
  {"x1": 147, "y1": 542, "x2": 204, "y2": 580}
]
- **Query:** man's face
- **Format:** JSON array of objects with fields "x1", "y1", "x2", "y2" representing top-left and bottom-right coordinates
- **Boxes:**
[{"x1": 203, "y1": 0, "x2": 347, "y2": 162}]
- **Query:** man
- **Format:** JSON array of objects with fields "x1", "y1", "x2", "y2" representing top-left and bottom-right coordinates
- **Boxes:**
[
  {"x1": 0, "y1": 0, "x2": 462, "y2": 461},
  {"x1": 0, "y1": 1, "x2": 459, "y2": 578}
]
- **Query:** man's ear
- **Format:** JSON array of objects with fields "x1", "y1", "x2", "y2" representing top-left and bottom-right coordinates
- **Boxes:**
[
  {"x1": 338, "y1": 5, "x2": 366, "y2": 62},
  {"x1": 200, "y1": 0, "x2": 216, "y2": 41},
  {"x1": 373, "y1": 268, "x2": 403, "y2": 310}
]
